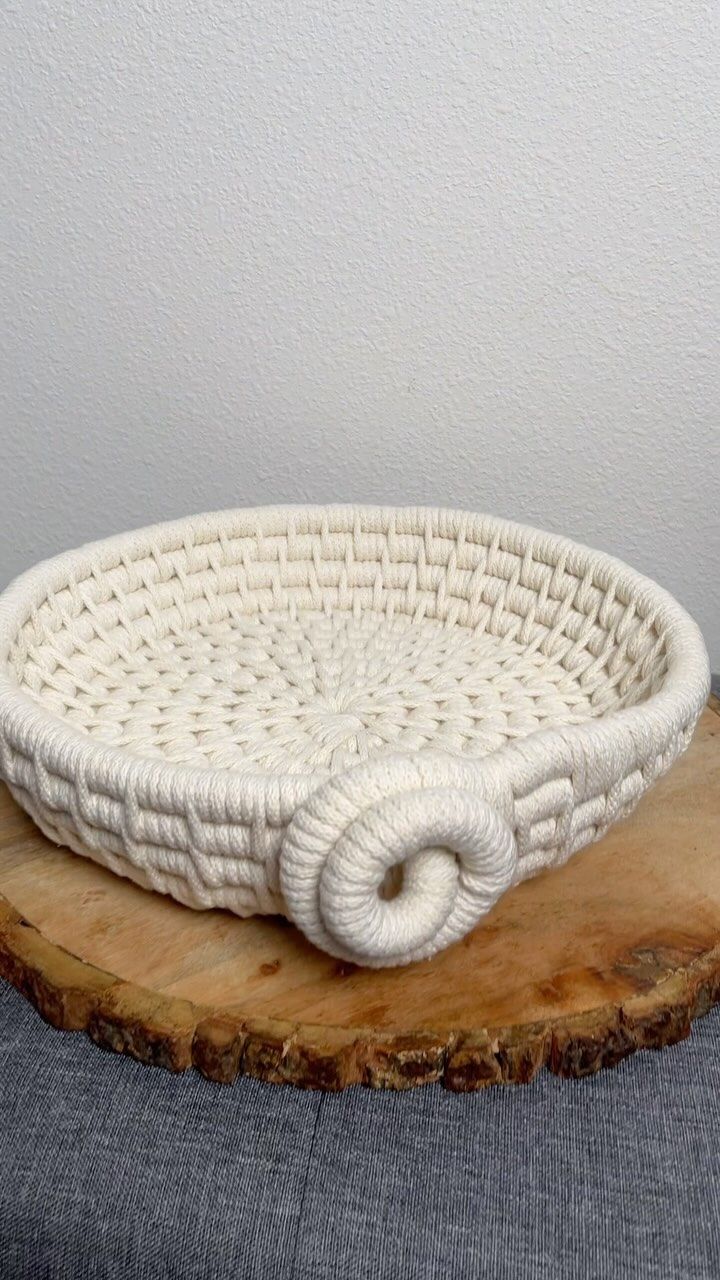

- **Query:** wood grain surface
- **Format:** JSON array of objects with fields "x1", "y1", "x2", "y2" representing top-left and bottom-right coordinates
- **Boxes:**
[{"x1": 1, "y1": 697, "x2": 718, "y2": 1091}]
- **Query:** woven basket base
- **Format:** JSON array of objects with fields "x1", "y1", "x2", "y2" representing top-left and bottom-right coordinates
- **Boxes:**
[{"x1": 1, "y1": 697, "x2": 718, "y2": 1092}]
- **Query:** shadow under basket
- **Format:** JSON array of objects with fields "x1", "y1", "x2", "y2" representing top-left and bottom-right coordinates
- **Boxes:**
[{"x1": 0, "y1": 505, "x2": 710, "y2": 968}]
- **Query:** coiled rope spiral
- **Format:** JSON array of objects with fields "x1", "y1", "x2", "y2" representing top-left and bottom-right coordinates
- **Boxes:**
[{"x1": 281, "y1": 754, "x2": 517, "y2": 966}]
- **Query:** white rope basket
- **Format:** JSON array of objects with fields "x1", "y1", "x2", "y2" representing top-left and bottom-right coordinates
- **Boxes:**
[{"x1": 0, "y1": 506, "x2": 710, "y2": 968}]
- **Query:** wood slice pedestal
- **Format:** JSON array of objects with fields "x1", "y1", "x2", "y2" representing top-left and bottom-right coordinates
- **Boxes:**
[{"x1": 1, "y1": 698, "x2": 718, "y2": 1092}]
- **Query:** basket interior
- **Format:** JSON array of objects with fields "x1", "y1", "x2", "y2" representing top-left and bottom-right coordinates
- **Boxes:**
[{"x1": 7, "y1": 512, "x2": 670, "y2": 776}]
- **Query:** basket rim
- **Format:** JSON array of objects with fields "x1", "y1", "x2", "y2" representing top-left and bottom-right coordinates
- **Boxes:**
[{"x1": 0, "y1": 504, "x2": 710, "y2": 806}]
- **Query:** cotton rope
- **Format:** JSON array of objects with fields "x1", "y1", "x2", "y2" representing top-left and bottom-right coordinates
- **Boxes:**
[{"x1": 0, "y1": 506, "x2": 709, "y2": 966}]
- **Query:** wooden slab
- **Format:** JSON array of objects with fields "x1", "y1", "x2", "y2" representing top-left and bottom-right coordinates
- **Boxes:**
[{"x1": 1, "y1": 697, "x2": 719, "y2": 1091}]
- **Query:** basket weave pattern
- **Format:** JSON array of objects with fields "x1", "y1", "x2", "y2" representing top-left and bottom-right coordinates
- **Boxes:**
[{"x1": 0, "y1": 507, "x2": 709, "y2": 967}]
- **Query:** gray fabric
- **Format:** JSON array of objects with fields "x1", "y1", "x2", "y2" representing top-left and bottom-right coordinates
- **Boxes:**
[{"x1": 1, "y1": 979, "x2": 719, "y2": 1279}]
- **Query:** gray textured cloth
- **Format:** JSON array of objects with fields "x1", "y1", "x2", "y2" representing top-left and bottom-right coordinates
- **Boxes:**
[{"x1": 1, "y1": 979, "x2": 719, "y2": 1280}]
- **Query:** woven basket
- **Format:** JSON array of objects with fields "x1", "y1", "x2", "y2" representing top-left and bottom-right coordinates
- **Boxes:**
[{"x1": 0, "y1": 506, "x2": 709, "y2": 968}]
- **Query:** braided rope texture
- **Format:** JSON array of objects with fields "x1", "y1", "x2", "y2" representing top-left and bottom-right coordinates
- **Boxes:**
[{"x1": 0, "y1": 506, "x2": 710, "y2": 967}]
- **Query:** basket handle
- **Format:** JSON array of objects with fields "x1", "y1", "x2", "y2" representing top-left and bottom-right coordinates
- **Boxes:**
[{"x1": 279, "y1": 755, "x2": 517, "y2": 968}]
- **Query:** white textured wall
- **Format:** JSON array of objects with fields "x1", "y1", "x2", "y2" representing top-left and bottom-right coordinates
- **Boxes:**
[{"x1": 2, "y1": 2, "x2": 719, "y2": 663}]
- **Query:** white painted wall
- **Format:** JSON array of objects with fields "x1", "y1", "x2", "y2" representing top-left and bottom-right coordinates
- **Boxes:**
[{"x1": 2, "y1": 2, "x2": 718, "y2": 663}]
